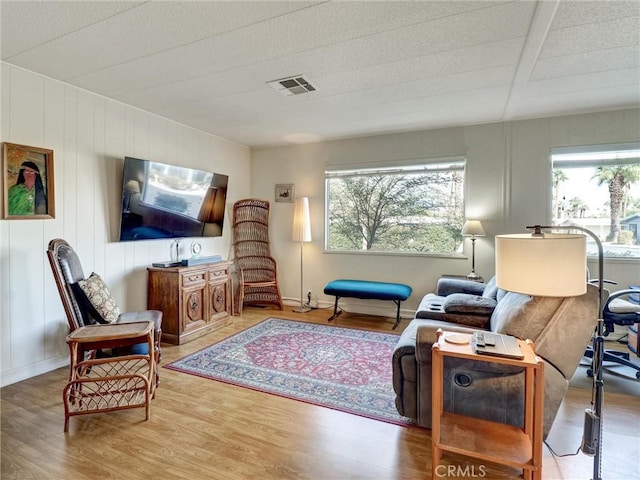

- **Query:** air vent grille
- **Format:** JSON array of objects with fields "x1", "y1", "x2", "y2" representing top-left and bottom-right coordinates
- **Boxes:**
[{"x1": 267, "y1": 75, "x2": 316, "y2": 96}]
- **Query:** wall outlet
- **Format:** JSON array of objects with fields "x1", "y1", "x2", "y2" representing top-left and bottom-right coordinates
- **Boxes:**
[{"x1": 310, "y1": 293, "x2": 319, "y2": 308}]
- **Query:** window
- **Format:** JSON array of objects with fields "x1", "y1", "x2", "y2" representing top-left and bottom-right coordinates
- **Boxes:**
[
  {"x1": 325, "y1": 160, "x2": 465, "y2": 255},
  {"x1": 551, "y1": 143, "x2": 640, "y2": 258}
]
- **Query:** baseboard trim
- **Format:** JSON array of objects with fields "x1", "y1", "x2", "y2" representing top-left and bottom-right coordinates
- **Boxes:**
[{"x1": 1, "y1": 356, "x2": 68, "y2": 388}]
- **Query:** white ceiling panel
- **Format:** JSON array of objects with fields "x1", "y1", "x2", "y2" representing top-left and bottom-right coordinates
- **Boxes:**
[
  {"x1": 549, "y1": 0, "x2": 640, "y2": 29},
  {"x1": 525, "y1": 68, "x2": 640, "y2": 97},
  {"x1": 531, "y1": 46, "x2": 640, "y2": 80},
  {"x1": 4, "y1": 1, "x2": 321, "y2": 80},
  {"x1": 538, "y1": 16, "x2": 640, "y2": 58},
  {"x1": 0, "y1": 1, "x2": 143, "y2": 58},
  {"x1": 1, "y1": 0, "x2": 639, "y2": 148},
  {"x1": 514, "y1": 85, "x2": 640, "y2": 119}
]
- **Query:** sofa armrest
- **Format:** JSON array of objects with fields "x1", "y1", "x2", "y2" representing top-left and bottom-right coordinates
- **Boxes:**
[
  {"x1": 443, "y1": 294, "x2": 497, "y2": 315},
  {"x1": 436, "y1": 277, "x2": 486, "y2": 297}
]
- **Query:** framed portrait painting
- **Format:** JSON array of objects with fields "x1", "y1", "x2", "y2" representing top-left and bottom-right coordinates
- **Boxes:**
[{"x1": 2, "y1": 142, "x2": 55, "y2": 219}]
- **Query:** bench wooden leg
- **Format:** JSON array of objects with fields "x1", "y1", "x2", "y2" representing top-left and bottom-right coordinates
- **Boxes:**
[{"x1": 328, "y1": 297, "x2": 342, "y2": 322}]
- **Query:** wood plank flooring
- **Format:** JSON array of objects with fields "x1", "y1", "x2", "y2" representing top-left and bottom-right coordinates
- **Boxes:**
[{"x1": 2, "y1": 307, "x2": 639, "y2": 479}]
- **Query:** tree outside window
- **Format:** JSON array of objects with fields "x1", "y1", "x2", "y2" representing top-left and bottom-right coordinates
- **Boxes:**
[
  {"x1": 551, "y1": 144, "x2": 640, "y2": 258},
  {"x1": 325, "y1": 161, "x2": 465, "y2": 255}
]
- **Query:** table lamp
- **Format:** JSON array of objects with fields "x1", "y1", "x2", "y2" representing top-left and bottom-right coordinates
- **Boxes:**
[{"x1": 461, "y1": 220, "x2": 485, "y2": 280}]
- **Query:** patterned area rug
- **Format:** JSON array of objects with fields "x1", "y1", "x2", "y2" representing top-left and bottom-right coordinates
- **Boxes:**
[{"x1": 165, "y1": 318, "x2": 415, "y2": 426}]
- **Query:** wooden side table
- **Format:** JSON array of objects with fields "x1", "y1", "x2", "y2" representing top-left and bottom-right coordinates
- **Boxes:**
[
  {"x1": 64, "y1": 321, "x2": 156, "y2": 432},
  {"x1": 431, "y1": 330, "x2": 544, "y2": 480}
]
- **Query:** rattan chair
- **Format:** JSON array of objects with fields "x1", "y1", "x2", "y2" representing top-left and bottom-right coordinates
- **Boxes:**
[
  {"x1": 232, "y1": 199, "x2": 284, "y2": 315},
  {"x1": 47, "y1": 238, "x2": 162, "y2": 430}
]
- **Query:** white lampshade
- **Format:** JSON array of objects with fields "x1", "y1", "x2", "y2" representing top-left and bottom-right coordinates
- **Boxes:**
[
  {"x1": 292, "y1": 197, "x2": 311, "y2": 242},
  {"x1": 495, "y1": 233, "x2": 586, "y2": 297},
  {"x1": 124, "y1": 180, "x2": 141, "y2": 193},
  {"x1": 461, "y1": 220, "x2": 486, "y2": 237}
]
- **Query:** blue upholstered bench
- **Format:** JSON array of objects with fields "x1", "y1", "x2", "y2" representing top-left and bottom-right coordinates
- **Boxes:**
[{"x1": 323, "y1": 279, "x2": 413, "y2": 329}]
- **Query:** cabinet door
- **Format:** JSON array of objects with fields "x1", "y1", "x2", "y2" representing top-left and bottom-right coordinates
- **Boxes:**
[
  {"x1": 208, "y1": 283, "x2": 228, "y2": 321},
  {"x1": 181, "y1": 271, "x2": 207, "y2": 332},
  {"x1": 207, "y1": 264, "x2": 231, "y2": 323}
]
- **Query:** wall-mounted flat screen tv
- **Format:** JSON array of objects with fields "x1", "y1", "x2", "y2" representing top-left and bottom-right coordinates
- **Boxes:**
[{"x1": 118, "y1": 156, "x2": 228, "y2": 241}]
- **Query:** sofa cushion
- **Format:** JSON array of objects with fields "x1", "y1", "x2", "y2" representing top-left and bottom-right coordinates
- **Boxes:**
[
  {"x1": 443, "y1": 293, "x2": 497, "y2": 315},
  {"x1": 482, "y1": 276, "x2": 499, "y2": 300},
  {"x1": 489, "y1": 292, "x2": 562, "y2": 340}
]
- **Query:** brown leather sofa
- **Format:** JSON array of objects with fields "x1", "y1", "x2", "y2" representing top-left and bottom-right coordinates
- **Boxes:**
[{"x1": 392, "y1": 280, "x2": 599, "y2": 438}]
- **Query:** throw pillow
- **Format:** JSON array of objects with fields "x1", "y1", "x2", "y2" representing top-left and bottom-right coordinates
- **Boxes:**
[
  {"x1": 443, "y1": 293, "x2": 497, "y2": 315},
  {"x1": 77, "y1": 272, "x2": 120, "y2": 323}
]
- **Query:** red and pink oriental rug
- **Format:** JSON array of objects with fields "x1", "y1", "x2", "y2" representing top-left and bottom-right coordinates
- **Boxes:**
[{"x1": 165, "y1": 318, "x2": 415, "y2": 426}]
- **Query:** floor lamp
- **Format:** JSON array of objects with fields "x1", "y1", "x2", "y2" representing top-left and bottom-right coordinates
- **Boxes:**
[
  {"x1": 292, "y1": 197, "x2": 312, "y2": 313},
  {"x1": 461, "y1": 220, "x2": 485, "y2": 280},
  {"x1": 495, "y1": 225, "x2": 605, "y2": 480}
]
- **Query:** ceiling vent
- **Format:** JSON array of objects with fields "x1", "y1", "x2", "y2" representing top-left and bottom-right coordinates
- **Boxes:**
[{"x1": 267, "y1": 75, "x2": 316, "y2": 96}]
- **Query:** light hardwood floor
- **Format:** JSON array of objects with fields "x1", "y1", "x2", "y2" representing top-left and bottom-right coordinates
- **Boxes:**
[{"x1": 2, "y1": 307, "x2": 639, "y2": 479}]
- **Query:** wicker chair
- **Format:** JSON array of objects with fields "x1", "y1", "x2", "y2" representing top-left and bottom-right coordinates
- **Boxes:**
[
  {"x1": 47, "y1": 238, "x2": 162, "y2": 430},
  {"x1": 232, "y1": 199, "x2": 284, "y2": 315}
]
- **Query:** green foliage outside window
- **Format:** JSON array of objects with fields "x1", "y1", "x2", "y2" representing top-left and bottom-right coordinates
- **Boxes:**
[{"x1": 326, "y1": 162, "x2": 465, "y2": 255}]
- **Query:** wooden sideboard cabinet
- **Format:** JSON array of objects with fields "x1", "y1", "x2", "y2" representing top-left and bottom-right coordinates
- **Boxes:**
[{"x1": 147, "y1": 261, "x2": 233, "y2": 345}]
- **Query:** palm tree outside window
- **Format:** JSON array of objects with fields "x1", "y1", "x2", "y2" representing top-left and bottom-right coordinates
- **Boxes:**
[{"x1": 551, "y1": 143, "x2": 640, "y2": 258}]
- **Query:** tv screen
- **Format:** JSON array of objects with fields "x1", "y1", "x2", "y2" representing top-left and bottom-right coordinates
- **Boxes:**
[{"x1": 118, "y1": 156, "x2": 228, "y2": 241}]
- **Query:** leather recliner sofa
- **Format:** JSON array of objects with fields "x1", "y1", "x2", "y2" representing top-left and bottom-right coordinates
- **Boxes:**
[{"x1": 392, "y1": 278, "x2": 599, "y2": 438}]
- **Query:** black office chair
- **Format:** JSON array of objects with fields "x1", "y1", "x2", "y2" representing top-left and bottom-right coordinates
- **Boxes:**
[{"x1": 584, "y1": 287, "x2": 640, "y2": 380}]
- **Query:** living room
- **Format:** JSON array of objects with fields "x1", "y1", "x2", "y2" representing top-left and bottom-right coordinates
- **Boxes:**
[{"x1": 1, "y1": 1, "x2": 639, "y2": 479}]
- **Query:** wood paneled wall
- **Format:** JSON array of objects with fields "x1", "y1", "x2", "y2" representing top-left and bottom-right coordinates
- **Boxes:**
[{"x1": 0, "y1": 63, "x2": 250, "y2": 386}]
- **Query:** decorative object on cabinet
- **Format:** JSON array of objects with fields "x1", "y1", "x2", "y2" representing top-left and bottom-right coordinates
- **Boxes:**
[
  {"x1": 3, "y1": 142, "x2": 55, "y2": 219},
  {"x1": 147, "y1": 261, "x2": 233, "y2": 345},
  {"x1": 231, "y1": 199, "x2": 283, "y2": 315},
  {"x1": 461, "y1": 219, "x2": 485, "y2": 281},
  {"x1": 292, "y1": 197, "x2": 312, "y2": 313},
  {"x1": 190, "y1": 241, "x2": 202, "y2": 257}
]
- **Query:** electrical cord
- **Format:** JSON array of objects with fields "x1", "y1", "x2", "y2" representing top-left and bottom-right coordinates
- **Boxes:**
[{"x1": 544, "y1": 440, "x2": 581, "y2": 458}]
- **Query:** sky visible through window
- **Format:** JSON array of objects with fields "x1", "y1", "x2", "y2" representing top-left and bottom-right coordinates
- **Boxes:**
[{"x1": 551, "y1": 146, "x2": 640, "y2": 258}]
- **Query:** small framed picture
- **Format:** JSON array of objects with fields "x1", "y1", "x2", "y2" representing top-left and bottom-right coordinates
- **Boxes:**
[
  {"x1": 2, "y1": 142, "x2": 55, "y2": 219},
  {"x1": 275, "y1": 183, "x2": 294, "y2": 203}
]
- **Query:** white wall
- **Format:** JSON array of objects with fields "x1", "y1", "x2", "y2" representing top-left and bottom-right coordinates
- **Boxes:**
[
  {"x1": 251, "y1": 109, "x2": 640, "y2": 318},
  {"x1": 0, "y1": 63, "x2": 251, "y2": 386}
]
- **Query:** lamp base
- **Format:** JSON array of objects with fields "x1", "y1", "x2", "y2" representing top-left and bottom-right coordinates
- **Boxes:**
[
  {"x1": 293, "y1": 305, "x2": 311, "y2": 313},
  {"x1": 466, "y1": 272, "x2": 482, "y2": 281}
]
